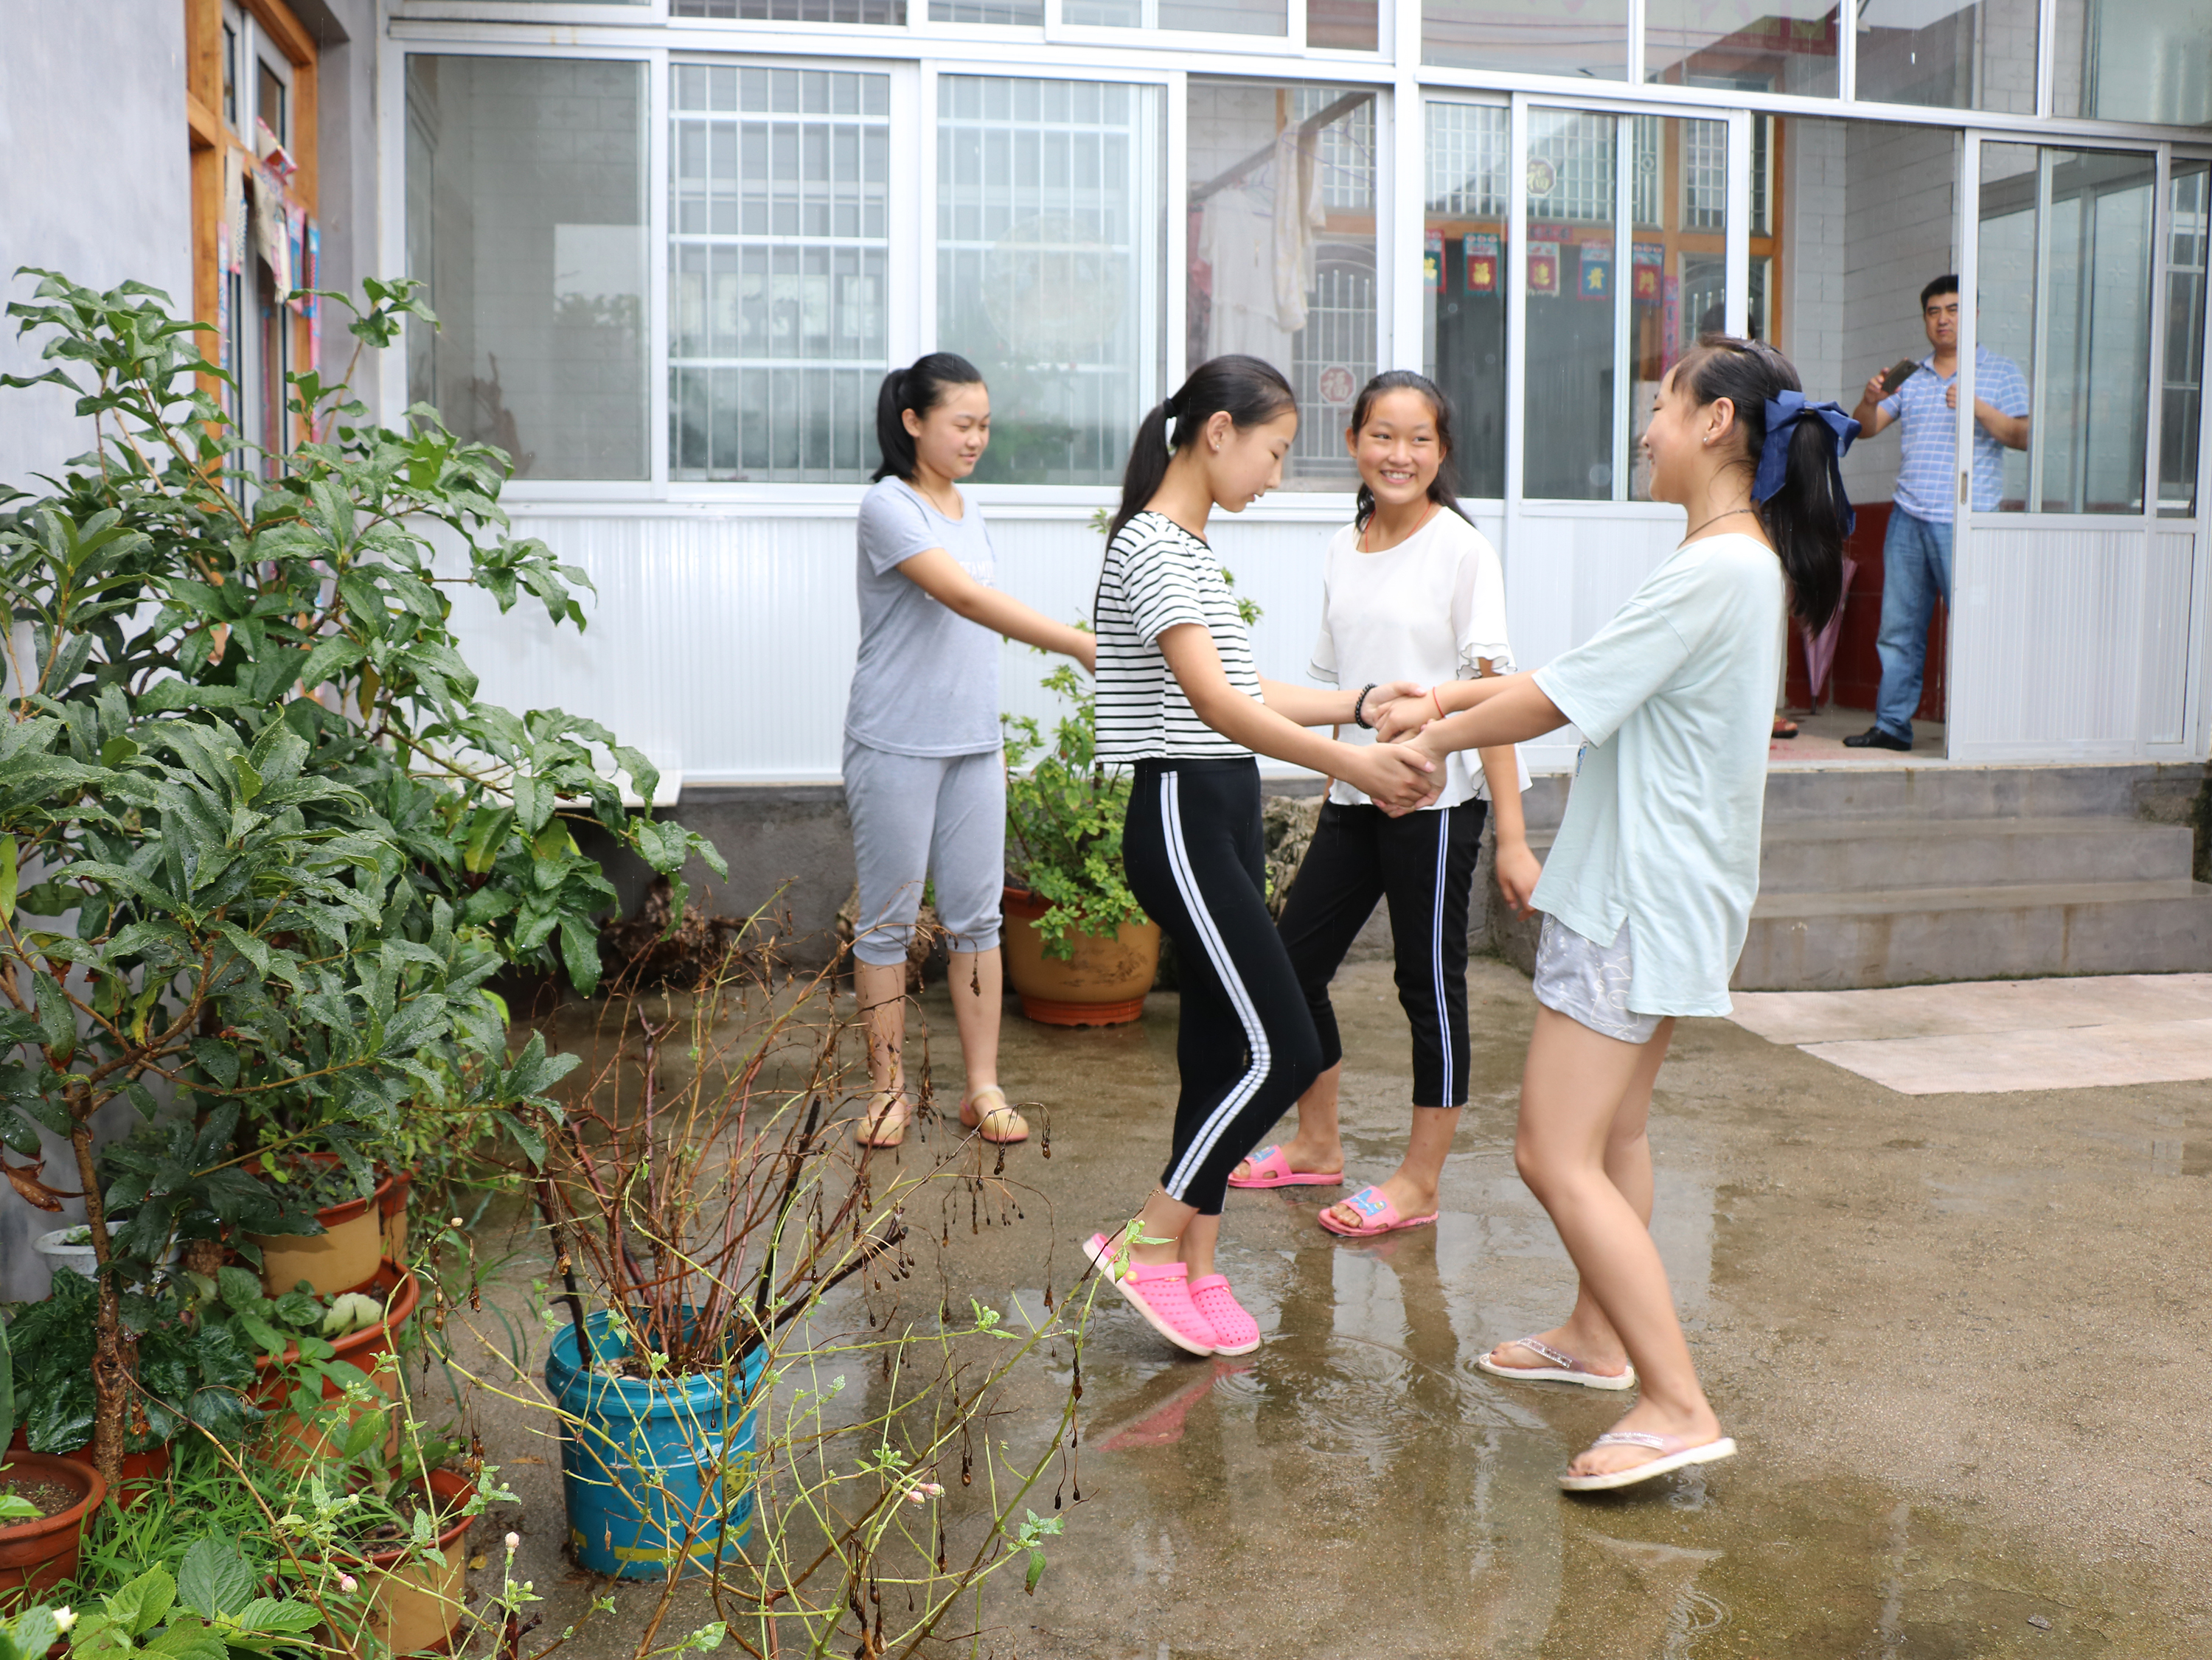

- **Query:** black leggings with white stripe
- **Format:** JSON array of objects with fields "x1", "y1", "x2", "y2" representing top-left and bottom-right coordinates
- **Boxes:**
[
  {"x1": 1276, "y1": 798, "x2": 1486, "y2": 1109},
  {"x1": 1124, "y1": 758, "x2": 1324, "y2": 1217}
]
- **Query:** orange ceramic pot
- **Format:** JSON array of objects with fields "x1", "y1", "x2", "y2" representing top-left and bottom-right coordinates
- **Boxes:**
[
  {"x1": 8, "y1": 1429, "x2": 169, "y2": 1508},
  {"x1": 0, "y1": 1452, "x2": 104, "y2": 1605},
  {"x1": 252, "y1": 1260, "x2": 420, "y2": 1468},
  {"x1": 1001, "y1": 886, "x2": 1161, "y2": 1027},
  {"x1": 249, "y1": 1154, "x2": 397, "y2": 1297},
  {"x1": 331, "y1": 1468, "x2": 477, "y2": 1658}
]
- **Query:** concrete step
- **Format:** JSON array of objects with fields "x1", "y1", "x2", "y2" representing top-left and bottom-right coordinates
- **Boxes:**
[
  {"x1": 1755, "y1": 817, "x2": 2195, "y2": 893},
  {"x1": 1759, "y1": 761, "x2": 2201, "y2": 825},
  {"x1": 1735, "y1": 877, "x2": 2212, "y2": 990}
]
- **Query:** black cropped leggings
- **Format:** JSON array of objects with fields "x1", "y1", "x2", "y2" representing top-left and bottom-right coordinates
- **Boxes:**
[
  {"x1": 1275, "y1": 798, "x2": 1486, "y2": 1108},
  {"x1": 1122, "y1": 759, "x2": 1324, "y2": 1216}
]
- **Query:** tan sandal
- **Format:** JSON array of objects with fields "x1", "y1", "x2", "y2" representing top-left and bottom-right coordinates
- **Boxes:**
[
  {"x1": 855, "y1": 1090, "x2": 911, "y2": 1148},
  {"x1": 959, "y1": 1084, "x2": 1029, "y2": 1145}
]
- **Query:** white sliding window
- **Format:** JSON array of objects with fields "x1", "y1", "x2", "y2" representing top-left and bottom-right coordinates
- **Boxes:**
[
  {"x1": 670, "y1": 64, "x2": 891, "y2": 483},
  {"x1": 936, "y1": 74, "x2": 1163, "y2": 486}
]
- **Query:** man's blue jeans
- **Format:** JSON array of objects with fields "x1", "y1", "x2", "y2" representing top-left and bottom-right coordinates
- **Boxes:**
[{"x1": 1874, "y1": 507, "x2": 1952, "y2": 742}]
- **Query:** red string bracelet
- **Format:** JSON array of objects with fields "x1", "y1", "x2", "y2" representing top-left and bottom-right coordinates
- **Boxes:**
[{"x1": 1430, "y1": 686, "x2": 1446, "y2": 720}]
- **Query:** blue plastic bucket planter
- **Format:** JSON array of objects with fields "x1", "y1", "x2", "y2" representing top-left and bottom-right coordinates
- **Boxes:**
[{"x1": 546, "y1": 1311, "x2": 768, "y2": 1580}]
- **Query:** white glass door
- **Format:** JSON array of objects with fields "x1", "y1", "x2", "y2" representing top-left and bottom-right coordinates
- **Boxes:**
[{"x1": 1952, "y1": 136, "x2": 2210, "y2": 761}]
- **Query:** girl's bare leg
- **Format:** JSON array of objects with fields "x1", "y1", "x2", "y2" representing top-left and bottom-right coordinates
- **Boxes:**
[
  {"x1": 1321, "y1": 1105, "x2": 1461, "y2": 1230},
  {"x1": 1509, "y1": 1008, "x2": 1722, "y2": 1479},
  {"x1": 855, "y1": 960, "x2": 909, "y2": 1131},
  {"x1": 945, "y1": 946, "x2": 1001, "y2": 1096},
  {"x1": 1102, "y1": 1189, "x2": 1201, "y2": 1270},
  {"x1": 1486, "y1": 1019, "x2": 1668, "y2": 1374},
  {"x1": 1231, "y1": 1061, "x2": 1345, "y2": 1181}
]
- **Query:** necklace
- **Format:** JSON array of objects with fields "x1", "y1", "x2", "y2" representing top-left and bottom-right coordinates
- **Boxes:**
[
  {"x1": 1681, "y1": 505, "x2": 1757, "y2": 543},
  {"x1": 1358, "y1": 500, "x2": 1439, "y2": 554}
]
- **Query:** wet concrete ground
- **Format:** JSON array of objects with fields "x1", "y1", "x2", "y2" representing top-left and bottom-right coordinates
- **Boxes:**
[{"x1": 472, "y1": 959, "x2": 2211, "y2": 1658}]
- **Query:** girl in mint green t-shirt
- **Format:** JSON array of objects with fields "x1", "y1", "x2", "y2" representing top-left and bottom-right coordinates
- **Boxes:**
[{"x1": 1370, "y1": 338, "x2": 1856, "y2": 1495}]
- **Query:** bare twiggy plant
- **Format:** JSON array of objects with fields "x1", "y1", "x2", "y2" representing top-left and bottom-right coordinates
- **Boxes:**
[{"x1": 436, "y1": 918, "x2": 1096, "y2": 1660}]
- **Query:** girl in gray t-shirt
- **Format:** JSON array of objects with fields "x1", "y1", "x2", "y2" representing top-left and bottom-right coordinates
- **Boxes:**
[{"x1": 846, "y1": 354, "x2": 1094, "y2": 1151}]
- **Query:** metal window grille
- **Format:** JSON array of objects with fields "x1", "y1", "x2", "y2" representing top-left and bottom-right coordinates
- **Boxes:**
[
  {"x1": 1425, "y1": 101, "x2": 1508, "y2": 217},
  {"x1": 1291, "y1": 84, "x2": 1376, "y2": 212},
  {"x1": 1683, "y1": 117, "x2": 1728, "y2": 231},
  {"x1": 1530, "y1": 111, "x2": 1613, "y2": 224},
  {"x1": 672, "y1": 0, "x2": 905, "y2": 18},
  {"x1": 937, "y1": 75, "x2": 1155, "y2": 484},
  {"x1": 1291, "y1": 252, "x2": 1374, "y2": 479},
  {"x1": 1634, "y1": 116, "x2": 1661, "y2": 228},
  {"x1": 930, "y1": 0, "x2": 1043, "y2": 21},
  {"x1": 669, "y1": 66, "x2": 891, "y2": 483}
]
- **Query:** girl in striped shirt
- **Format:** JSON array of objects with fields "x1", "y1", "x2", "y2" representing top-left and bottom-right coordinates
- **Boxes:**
[{"x1": 1081, "y1": 355, "x2": 1440, "y2": 1359}]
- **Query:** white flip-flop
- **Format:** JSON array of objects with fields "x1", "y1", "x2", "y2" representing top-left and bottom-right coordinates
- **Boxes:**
[
  {"x1": 1477, "y1": 1334, "x2": 1638, "y2": 1392},
  {"x1": 1557, "y1": 1430, "x2": 1737, "y2": 1492}
]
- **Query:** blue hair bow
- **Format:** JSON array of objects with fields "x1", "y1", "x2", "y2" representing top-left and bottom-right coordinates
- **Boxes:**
[{"x1": 1756, "y1": 391, "x2": 1860, "y2": 533}]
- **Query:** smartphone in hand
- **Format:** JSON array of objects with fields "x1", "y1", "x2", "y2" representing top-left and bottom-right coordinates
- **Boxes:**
[{"x1": 1877, "y1": 358, "x2": 1921, "y2": 397}]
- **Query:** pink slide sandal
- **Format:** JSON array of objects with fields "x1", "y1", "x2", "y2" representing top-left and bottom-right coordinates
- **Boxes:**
[
  {"x1": 1317, "y1": 1185, "x2": 1438, "y2": 1238},
  {"x1": 1226, "y1": 1145, "x2": 1343, "y2": 1190}
]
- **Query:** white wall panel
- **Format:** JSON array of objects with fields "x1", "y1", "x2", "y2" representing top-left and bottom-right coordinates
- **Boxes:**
[
  {"x1": 2142, "y1": 531, "x2": 2197, "y2": 746},
  {"x1": 444, "y1": 507, "x2": 1414, "y2": 784},
  {"x1": 445, "y1": 503, "x2": 1913, "y2": 785},
  {"x1": 1951, "y1": 521, "x2": 2200, "y2": 759}
]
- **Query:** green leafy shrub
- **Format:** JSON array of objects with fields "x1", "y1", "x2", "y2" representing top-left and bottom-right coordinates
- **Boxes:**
[
  {"x1": 1001, "y1": 663, "x2": 1147, "y2": 959},
  {"x1": 0, "y1": 268, "x2": 706, "y2": 1479}
]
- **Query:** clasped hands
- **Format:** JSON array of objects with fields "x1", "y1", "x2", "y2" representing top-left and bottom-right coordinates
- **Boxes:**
[{"x1": 1344, "y1": 680, "x2": 1453, "y2": 817}]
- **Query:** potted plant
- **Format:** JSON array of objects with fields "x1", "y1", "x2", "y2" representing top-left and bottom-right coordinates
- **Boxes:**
[
  {"x1": 0, "y1": 269, "x2": 715, "y2": 1488},
  {"x1": 245, "y1": 1151, "x2": 396, "y2": 1297},
  {"x1": 0, "y1": 1315, "x2": 105, "y2": 1605},
  {"x1": 520, "y1": 955, "x2": 929, "y2": 1581},
  {"x1": 214, "y1": 1261, "x2": 420, "y2": 1469},
  {"x1": 2, "y1": 1265, "x2": 261, "y2": 1501},
  {"x1": 1001, "y1": 663, "x2": 1159, "y2": 1026},
  {"x1": 277, "y1": 1409, "x2": 485, "y2": 1660}
]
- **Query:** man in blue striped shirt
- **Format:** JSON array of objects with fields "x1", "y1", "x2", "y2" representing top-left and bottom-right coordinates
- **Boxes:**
[{"x1": 1843, "y1": 275, "x2": 2031, "y2": 750}]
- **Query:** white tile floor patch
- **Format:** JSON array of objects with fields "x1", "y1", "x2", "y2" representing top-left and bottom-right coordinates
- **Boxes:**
[{"x1": 1728, "y1": 974, "x2": 2212, "y2": 1095}]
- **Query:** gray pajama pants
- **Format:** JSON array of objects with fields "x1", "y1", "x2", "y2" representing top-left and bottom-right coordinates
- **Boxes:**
[{"x1": 842, "y1": 734, "x2": 1006, "y2": 968}]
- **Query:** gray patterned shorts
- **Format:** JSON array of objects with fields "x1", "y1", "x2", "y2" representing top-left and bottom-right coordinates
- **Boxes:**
[{"x1": 1532, "y1": 915, "x2": 1661, "y2": 1045}]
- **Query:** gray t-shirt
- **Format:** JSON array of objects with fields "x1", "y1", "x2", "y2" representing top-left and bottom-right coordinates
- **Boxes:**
[{"x1": 846, "y1": 476, "x2": 1002, "y2": 758}]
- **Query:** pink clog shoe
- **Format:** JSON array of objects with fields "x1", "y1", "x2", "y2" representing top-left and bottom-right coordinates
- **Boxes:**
[
  {"x1": 1186, "y1": 1274, "x2": 1260, "y2": 1356},
  {"x1": 1084, "y1": 1232, "x2": 1217, "y2": 1357}
]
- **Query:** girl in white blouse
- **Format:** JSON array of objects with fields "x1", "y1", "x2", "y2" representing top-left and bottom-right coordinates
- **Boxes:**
[{"x1": 1228, "y1": 373, "x2": 1539, "y2": 1238}]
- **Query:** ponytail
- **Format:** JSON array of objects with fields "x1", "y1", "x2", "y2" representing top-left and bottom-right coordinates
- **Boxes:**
[
  {"x1": 1344, "y1": 369, "x2": 1475, "y2": 532},
  {"x1": 1106, "y1": 354, "x2": 1297, "y2": 545},
  {"x1": 1677, "y1": 337, "x2": 1854, "y2": 633},
  {"x1": 872, "y1": 352, "x2": 985, "y2": 483}
]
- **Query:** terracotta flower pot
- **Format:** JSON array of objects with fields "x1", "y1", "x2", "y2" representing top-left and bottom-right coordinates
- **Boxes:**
[
  {"x1": 248, "y1": 1155, "x2": 397, "y2": 1297},
  {"x1": 7, "y1": 1429, "x2": 168, "y2": 1510},
  {"x1": 252, "y1": 1260, "x2": 420, "y2": 1470},
  {"x1": 1001, "y1": 886, "x2": 1161, "y2": 1027},
  {"x1": 332, "y1": 1468, "x2": 476, "y2": 1659},
  {"x1": 379, "y1": 1171, "x2": 414, "y2": 1266},
  {"x1": 0, "y1": 1451, "x2": 105, "y2": 1606}
]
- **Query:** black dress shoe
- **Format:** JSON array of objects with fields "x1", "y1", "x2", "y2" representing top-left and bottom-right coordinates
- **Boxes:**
[{"x1": 1843, "y1": 726, "x2": 1911, "y2": 751}]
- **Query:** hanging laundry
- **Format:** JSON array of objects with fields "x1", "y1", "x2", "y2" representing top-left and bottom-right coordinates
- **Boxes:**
[
  {"x1": 1268, "y1": 127, "x2": 1326, "y2": 336},
  {"x1": 1197, "y1": 186, "x2": 1294, "y2": 363}
]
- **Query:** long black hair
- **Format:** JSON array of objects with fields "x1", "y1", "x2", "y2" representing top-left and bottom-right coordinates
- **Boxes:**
[
  {"x1": 1344, "y1": 370, "x2": 1474, "y2": 532},
  {"x1": 1676, "y1": 336, "x2": 1848, "y2": 633},
  {"x1": 872, "y1": 352, "x2": 985, "y2": 484},
  {"x1": 1107, "y1": 355, "x2": 1297, "y2": 543}
]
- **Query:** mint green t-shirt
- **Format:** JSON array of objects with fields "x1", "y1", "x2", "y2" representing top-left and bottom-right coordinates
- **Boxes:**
[{"x1": 1530, "y1": 532, "x2": 1784, "y2": 1018}]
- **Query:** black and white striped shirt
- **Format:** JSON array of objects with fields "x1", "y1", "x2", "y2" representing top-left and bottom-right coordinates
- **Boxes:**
[{"x1": 1094, "y1": 510, "x2": 1262, "y2": 763}]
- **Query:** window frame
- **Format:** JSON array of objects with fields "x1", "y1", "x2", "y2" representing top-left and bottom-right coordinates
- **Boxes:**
[
  {"x1": 663, "y1": 55, "x2": 914, "y2": 494},
  {"x1": 378, "y1": 4, "x2": 2212, "y2": 512}
]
